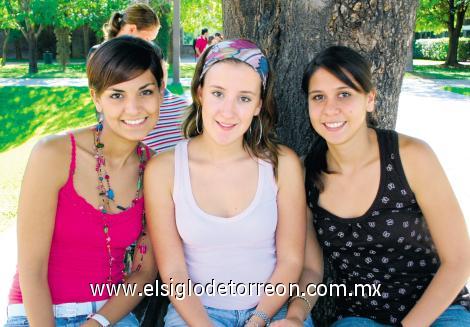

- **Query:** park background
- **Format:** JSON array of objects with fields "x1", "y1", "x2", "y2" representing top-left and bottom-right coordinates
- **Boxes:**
[{"x1": 0, "y1": 0, "x2": 469, "y2": 325}]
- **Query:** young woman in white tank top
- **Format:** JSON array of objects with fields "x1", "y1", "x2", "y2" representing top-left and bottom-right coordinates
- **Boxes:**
[{"x1": 145, "y1": 39, "x2": 321, "y2": 326}]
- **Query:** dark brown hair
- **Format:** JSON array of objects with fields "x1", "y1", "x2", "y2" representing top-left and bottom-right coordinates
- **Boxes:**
[
  {"x1": 182, "y1": 41, "x2": 280, "y2": 175},
  {"x1": 87, "y1": 36, "x2": 163, "y2": 96},
  {"x1": 103, "y1": 3, "x2": 159, "y2": 40},
  {"x1": 303, "y1": 45, "x2": 377, "y2": 201}
]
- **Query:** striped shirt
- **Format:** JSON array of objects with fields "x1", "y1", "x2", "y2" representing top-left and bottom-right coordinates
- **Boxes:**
[{"x1": 143, "y1": 89, "x2": 188, "y2": 153}]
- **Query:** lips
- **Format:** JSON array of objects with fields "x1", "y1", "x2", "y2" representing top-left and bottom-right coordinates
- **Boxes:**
[{"x1": 216, "y1": 121, "x2": 237, "y2": 130}]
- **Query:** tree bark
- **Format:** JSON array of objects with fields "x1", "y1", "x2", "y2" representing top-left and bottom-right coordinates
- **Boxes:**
[
  {"x1": 25, "y1": 29, "x2": 39, "y2": 74},
  {"x1": 223, "y1": 0, "x2": 419, "y2": 155},
  {"x1": 1, "y1": 29, "x2": 10, "y2": 66},
  {"x1": 445, "y1": 0, "x2": 468, "y2": 66},
  {"x1": 172, "y1": 0, "x2": 181, "y2": 85},
  {"x1": 14, "y1": 38, "x2": 22, "y2": 60},
  {"x1": 83, "y1": 24, "x2": 90, "y2": 58}
]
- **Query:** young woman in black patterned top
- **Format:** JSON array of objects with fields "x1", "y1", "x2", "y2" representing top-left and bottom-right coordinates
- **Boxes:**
[{"x1": 274, "y1": 46, "x2": 470, "y2": 327}]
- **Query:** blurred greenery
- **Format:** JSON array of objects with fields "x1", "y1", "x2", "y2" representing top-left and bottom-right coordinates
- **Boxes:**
[
  {"x1": 442, "y1": 86, "x2": 470, "y2": 96},
  {"x1": 0, "y1": 62, "x2": 87, "y2": 78},
  {"x1": 0, "y1": 86, "x2": 95, "y2": 152}
]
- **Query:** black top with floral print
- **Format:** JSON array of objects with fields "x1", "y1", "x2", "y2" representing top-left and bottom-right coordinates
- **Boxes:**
[{"x1": 306, "y1": 128, "x2": 470, "y2": 325}]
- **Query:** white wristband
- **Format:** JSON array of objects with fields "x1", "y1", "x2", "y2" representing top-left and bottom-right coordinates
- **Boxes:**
[{"x1": 88, "y1": 313, "x2": 111, "y2": 327}]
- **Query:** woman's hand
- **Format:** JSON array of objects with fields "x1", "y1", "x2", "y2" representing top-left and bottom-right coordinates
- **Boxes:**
[{"x1": 270, "y1": 317, "x2": 304, "y2": 327}]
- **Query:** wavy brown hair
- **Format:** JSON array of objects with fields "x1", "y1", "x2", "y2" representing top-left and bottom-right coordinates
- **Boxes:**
[{"x1": 182, "y1": 40, "x2": 280, "y2": 175}]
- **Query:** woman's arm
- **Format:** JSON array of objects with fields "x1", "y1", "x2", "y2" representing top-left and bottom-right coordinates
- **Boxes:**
[
  {"x1": 18, "y1": 136, "x2": 70, "y2": 327},
  {"x1": 144, "y1": 152, "x2": 213, "y2": 326},
  {"x1": 399, "y1": 135, "x2": 470, "y2": 327},
  {"x1": 81, "y1": 228, "x2": 158, "y2": 326},
  {"x1": 271, "y1": 209, "x2": 324, "y2": 327},
  {"x1": 247, "y1": 146, "x2": 307, "y2": 326}
]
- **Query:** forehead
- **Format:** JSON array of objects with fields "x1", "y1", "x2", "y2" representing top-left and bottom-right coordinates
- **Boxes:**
[
  {"x1": 104, "y1": 69, "x2": 156, "y2": 90},
  {"x1": 309, "y1": 67, "x2": 350, "y2": 89},
  {"x1": 204, "y1": 61, "x2": 261, "y2": 90}
]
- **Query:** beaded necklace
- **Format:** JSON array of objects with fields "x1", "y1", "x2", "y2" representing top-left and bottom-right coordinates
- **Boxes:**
[{"x1": 93, "y1": 122, "x2": 149, "y2": 284}]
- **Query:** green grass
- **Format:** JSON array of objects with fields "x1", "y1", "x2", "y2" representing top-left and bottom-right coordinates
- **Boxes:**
[
  {"x1": 442, "y1": 86, "x2": 470, "y2": 96},
  {"x1": 406, "y1": 64, "x2": 470, "y2": 80},
  {"x1": 0, "y1": 62, "x2": 87, "y2": 78},
  {"x1": 0, "y1": 86, "x2": 97, "y2": 230},
  {"x1": 0, "y1": 86, "x2": 96, "y2": 152},
  {"x1": 168, "y1": 63, "x2": 196, "y2": 79}
]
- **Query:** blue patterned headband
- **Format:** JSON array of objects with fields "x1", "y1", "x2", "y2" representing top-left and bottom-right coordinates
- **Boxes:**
[{"x1": 200, "y1": 39, "x2": 269, "y2": 90}]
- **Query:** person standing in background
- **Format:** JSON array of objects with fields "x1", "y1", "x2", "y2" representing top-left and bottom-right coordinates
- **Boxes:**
[{"x1": 194, "y1": 28, "x2": 209, "y2": 59}]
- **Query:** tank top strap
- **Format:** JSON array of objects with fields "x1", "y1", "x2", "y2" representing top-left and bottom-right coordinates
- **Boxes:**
[
  {"x1": 68, "y1": 133, "x2": 77, "y2": 178},
  {"x1": 374, "y1": 128, "x2": 415, "y2": 203},
  {"x1": 173, "y1": 140, "x2": 189, "y2": 199}
]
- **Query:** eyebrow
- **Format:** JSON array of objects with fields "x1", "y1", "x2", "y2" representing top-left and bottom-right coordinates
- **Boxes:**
[
  {"x1": 208, "y1": 84, "x2": 257, "y2": 95},
  {"x1": 308, "y1": 86, "x2": 351, "y2": 95},
  {"x1": 108, "y1": 82, "x2": 157, "y2": 93}
]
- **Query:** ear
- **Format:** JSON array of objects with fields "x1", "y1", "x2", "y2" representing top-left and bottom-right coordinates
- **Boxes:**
[
  {"x1": 90, "y1": 88, "x2": 101, "y2": 112},
  {"x1": 160, "y1": 80, "x2": 166, "y2": 100},
  {"x1": 197, "y1": 85, "x2": 203, "y2": 103},
  {"x1": 127, "y1": 24, "x2": 137, "y2": 34},
  {"x1": 254, "y1": 99, "x2": 262, "y2": 116},
  {"x1": 366, "y1": 89, "x2": 376, "y2": 113}
]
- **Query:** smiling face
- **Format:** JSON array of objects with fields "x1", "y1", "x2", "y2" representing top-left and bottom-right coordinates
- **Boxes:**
[
  {"x1": 197, "y1": 61, "x2": 262, "y2": 146},
  {"x1": 92, "y1": 69, "x2": 162, "y2": 142},
  {"x1": 307, "y1": 67, "x2": 375, "y2": 145}
]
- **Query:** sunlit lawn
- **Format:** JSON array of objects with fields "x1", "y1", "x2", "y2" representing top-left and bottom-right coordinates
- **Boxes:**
[
  {"x1": 0, "y1": 86, "x2": 97, "y2": 230},
  {"x1": 0, "y1": 61, "x2": 197, "y2": 79},
  {"x1": 0, "y1": 62, "x2": 87, "y2": 78},
  {"x1": 406, "y1": 60, "x2": 470, "y2": 80},
  {"x1": 442, "y1": 86, "x2": 470, "y2": 96}
]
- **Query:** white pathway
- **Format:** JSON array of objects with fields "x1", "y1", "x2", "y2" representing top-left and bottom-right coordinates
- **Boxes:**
[{"x1": 0, "y1": 77, "x2": 469, "y2": 323}]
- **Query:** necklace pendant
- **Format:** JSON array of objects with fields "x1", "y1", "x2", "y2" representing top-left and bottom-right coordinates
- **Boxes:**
[{"x1": 106, "y1": 189, "x2": 115, "y2": 200}]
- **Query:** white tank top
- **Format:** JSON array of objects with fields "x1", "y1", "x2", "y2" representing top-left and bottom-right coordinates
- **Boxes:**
[{"x1": 173, "y1": 140, "x2": 278, "y2": 310}]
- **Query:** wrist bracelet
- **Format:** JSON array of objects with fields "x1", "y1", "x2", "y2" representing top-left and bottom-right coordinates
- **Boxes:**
[
  {"x1": 288, "y1": 295, "x2": 313, "y2": 313},
  {"x1": 87, "y1": 313, "x2": 111, "y2": 327},
  {"x1": 246, "y1": 310, "x2": 271, "y2": 326}
]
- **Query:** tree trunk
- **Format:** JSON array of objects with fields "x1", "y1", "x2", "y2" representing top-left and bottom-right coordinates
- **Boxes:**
[
  {"x1": 83, "y1": 24, "x2": 90, "y2": 58},
  {"x1": 223, "y1": 0, "x2": 419, "y2": 156},
  {"x1": 172, "y1": 0, "x2": 181, "y2": 85},
  {"x1": 26, "y1": 30, "x2": 38, "y2": 74},
  {"x1": 1, "y1": 29, "x2": 10, "y2": 66},
  {"x1": 15, "y1": 38, "x2": 22, "y2": 60},
  {"x1": 55, "y1": 27, "x2": 71, "y2": 71},
  {"x1": 405, "y1": 35, "x2": 414, "y2": 72},
  {"x1": 445, "y1": 1, "x2": 467, "y2": 67}
]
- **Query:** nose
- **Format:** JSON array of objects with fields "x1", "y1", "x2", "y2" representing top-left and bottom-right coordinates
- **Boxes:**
[
  {"x1": 219, "y1": 96, "x2": 237, "y2": 118},
  {"x1": 322, "y1": 97, "x2": 341, "y2": 116},
  {"x1": 125, "y1": 96, "x2": 141, "y2": 115}
]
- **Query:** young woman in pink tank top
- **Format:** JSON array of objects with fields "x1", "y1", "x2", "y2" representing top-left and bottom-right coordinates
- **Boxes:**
[
  {"x1": 145, "y1": 39, "x2": 322, "y2": 326},
  {"x1": 5, "y1": 36, "x2": 164, "y2": 327}
]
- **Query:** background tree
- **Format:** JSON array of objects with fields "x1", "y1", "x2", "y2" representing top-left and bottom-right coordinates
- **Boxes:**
[
  {"x1": 0, "y1": 2, "x2": 19, "y2": 66},
  {"x1": 181, "y1": 0, "x2": 223, "y2": 36},
  {"x1": 416, "y1": 0, "x2": 469, "y2": 66},
  {"x1": 172, "y1": 0, "x2": 181, "y2": 84},
  {"x1": 5, "y1": 0, "x2": 56, "y2": 74},
  {"x1": 223, "y1": 0, "x2": 419, "y2": 156}
]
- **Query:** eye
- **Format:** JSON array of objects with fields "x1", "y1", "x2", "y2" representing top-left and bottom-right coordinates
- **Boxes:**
[
  {"x1": 311, "y1": 94, "x2": 324, "y2": 101},
  {"x1": 141, "y1": 89, "x2": 154, "y2": 96},
  {"x1": 338, "y1": 91, "x2": 351, "y2": 98},
  {"x1": 211, "y1": 91, "x2": 223, "y2": 98},
  {"x1": 110, "y1": 93, "x2": 123, "y2": 99},
  {"x1": 240, "y1": 96, "x2": 251, "y2": 103}
]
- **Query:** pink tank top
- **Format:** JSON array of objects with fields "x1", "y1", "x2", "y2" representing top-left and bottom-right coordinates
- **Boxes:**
[{"x1": 9, "y1": 134, "x2": 144, "y2": 304}]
